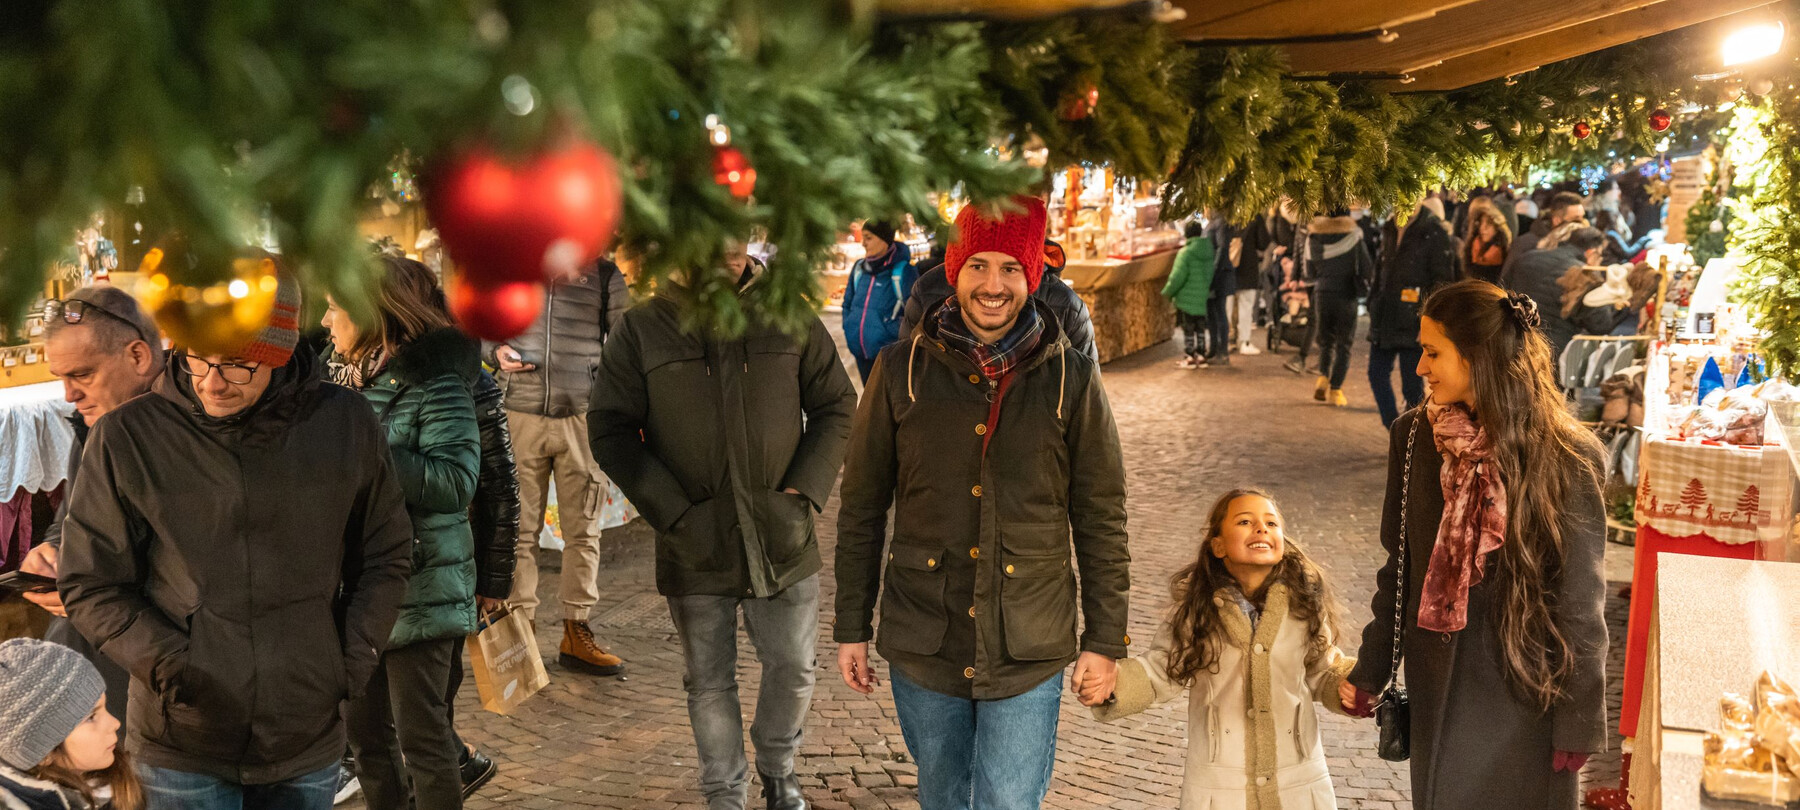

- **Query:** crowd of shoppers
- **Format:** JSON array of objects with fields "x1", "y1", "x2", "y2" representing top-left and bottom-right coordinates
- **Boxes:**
[{"x1": 3, "y1": 179, "x2": 1634, "y2": 810}]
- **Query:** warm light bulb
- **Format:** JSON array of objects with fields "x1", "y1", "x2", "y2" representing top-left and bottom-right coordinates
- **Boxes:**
[
  {"x1": 228, "y1": 280, "x2": 250, "y2": 299},
  {"x1": 1723, "y1": 20, "x2": 1785, "y2": 66}
]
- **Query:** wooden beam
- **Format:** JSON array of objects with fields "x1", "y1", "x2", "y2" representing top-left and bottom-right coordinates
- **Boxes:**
[
  {"x1": 877, "y1": 0, "x2": 1142, "y2": 19},
  {"x1": 1169, "y1": 0, "x2": 1476, "y2": 41},
  {"x1": 1394, "y1": 0, "x2": 1782, "y2": 90},
  {"x1": 1283, "y1": 0, "x2": 1668, "y2": 75}
]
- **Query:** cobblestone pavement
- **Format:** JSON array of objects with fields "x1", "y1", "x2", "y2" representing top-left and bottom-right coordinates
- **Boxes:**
[{"x1": 415, "y1": 322, "x2": 1633, "y2": 810}]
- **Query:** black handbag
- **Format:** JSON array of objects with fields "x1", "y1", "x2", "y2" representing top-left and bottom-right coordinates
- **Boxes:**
[{"x1": 1376, "y1": 412, "x2": 1421, "y2": 763}]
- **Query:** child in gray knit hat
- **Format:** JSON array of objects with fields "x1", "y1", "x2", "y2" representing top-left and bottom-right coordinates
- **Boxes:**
[{"x1": 0, "y1": 638, "x2": 142, "y2": 809}]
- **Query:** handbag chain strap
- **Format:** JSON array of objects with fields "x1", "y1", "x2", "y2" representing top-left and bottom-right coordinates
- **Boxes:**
[{"x1": 1386, "y1": 410, "x2": 1421, "y2": 693}]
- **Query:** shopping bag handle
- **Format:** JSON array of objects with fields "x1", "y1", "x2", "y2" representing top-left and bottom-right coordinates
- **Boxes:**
[{"x1": 477, "y1": 601, "x2": 511, "y2": 630}]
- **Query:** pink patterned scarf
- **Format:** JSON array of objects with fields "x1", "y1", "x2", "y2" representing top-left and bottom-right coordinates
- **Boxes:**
[{"x1": 1420, "y1": 402, "x2": 1508, "y2": 633}]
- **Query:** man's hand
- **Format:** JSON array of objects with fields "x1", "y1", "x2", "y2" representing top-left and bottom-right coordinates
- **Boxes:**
[
  {"x1": 19, "y1": 544, "x2": 65, "y2": 617},
  {"x1": 476, "y1": 596, "x2": 506, "y2": 615},
  {"x1": 494, "y1": 345, "x2": 536, "y2": 373},
  {"x1": 1071, "y1": 652, "x2": 1117, "y2": 707},
  {"x1": 838, "y1": 643, "x2": 879, "y2": 695}
]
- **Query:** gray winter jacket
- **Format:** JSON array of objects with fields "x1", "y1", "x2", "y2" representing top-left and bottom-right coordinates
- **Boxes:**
[{"x1": 490, "y1": 260, "x2": 630, "y2": 418}]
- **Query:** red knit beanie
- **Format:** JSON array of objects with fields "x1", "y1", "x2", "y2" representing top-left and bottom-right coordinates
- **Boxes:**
[{"x1": 945, "y1": 195, "x2": 1049, "y2": 292}]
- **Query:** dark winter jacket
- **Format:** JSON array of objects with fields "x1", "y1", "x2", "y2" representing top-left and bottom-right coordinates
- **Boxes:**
[
  {"x1": 841, "y1": 245, "x2": 918, "y2": 359},
  {"x1": 491, "y1": 260, "x2": 630, "y2": 418},
  {"x1": 41, "y1": 414, "x2": 88, "y2": 551},
  {"x1": 469, "y1": 371, "x2": 518, "y2": 601},
  {"x1": 1500, "y1": 220, "x2": 1553, "y2": 286},
  {"x1": 835, "y1": 298, "x2": 1131, "y2": 701},
  {"x1": 1161, "y1": 236, "x2": 1215, "y2": 317},
  {"x1": 1509, "y1": 245, "x2": 1587, "y2": 359},
  {"x1": 900, "y1": 265, "x2": 1099, "y2": 364},
  {"x1": 590, "y1": 294, "x2": 858, "y2": 598},
  {"x1": 1349, "y1": 409, "x2": 1608, "y2": 810},
  {"x1": 1368, "y1": 209, "x2": 1459, "y2": 350},
  {"x1": 1207, "y1": 221, "x2": 1239, "y2": 298},
  {"x1": 355, "y1": 327, "x2": 483, "y2": 647},
  {"x1": 59, "y1": 350, "x2": 413, "y2": 786},
  {"x1": 1303, "y1": 215, "x2": 1375, "y2": 298}
]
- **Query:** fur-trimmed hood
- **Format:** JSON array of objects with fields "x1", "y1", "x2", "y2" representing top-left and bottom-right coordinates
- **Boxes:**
[
  {"x1": 1308, "y1": 215, "x2": 1359, "y2": 236},
  {"x1": 386, "y1": 326, "x2": 481, "y2": 388}
]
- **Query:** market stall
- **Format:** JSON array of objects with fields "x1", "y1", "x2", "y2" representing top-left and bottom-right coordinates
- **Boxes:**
[{"x1": 1049, "y1": 166, "x2": 1185, "y2": 363}]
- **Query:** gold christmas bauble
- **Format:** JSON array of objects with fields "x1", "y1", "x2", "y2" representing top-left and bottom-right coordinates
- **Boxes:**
[{"x1": 136, "y1": 244, "x2": 280, "y2": 357}]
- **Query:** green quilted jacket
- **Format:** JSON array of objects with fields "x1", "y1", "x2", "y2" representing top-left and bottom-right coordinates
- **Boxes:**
[{"x1": 353, "y1": 326, "x2": 483, "y2": 648}]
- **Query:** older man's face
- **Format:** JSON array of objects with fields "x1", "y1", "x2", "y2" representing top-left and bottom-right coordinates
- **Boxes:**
[{"x1": 46, "y1": 328, "x2": 158, "y2": 423}]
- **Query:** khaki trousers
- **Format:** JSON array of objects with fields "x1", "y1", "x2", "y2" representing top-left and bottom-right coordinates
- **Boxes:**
[{"x1": 506, "y1": 411, "x2": 603, "y2": 622}]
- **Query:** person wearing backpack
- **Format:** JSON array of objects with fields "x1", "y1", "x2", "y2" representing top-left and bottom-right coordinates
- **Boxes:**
[{"x1": 842, "y1": 220, "x2": 919, "y2": 382}]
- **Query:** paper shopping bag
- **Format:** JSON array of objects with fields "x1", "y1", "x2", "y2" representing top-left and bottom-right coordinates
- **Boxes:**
[{"x1": 467, "y1": 605, "x2": 549, "y2": 715}]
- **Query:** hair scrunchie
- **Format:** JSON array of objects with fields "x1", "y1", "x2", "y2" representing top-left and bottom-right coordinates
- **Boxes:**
[{"x1": 1504, "y1": 292, "x2": 1541, "y2": 330}]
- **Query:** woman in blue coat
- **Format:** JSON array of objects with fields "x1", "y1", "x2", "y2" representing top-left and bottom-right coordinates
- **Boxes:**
[{"x1": 841, "y1": 220, "x2": 918, "y2": 381}]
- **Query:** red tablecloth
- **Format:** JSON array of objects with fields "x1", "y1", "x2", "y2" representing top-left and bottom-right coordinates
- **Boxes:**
[{"x1": 1619, "y1": 524, "x2": 1759, "y2": 738}]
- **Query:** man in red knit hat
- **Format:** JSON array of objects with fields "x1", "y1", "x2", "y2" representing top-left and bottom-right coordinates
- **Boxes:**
[
  {"x1": 834, "y1": 196, "x2": 1131, "y2": 810},
  {"x1": 60, "y1": 258, "x2": 414, "y2": 810}
]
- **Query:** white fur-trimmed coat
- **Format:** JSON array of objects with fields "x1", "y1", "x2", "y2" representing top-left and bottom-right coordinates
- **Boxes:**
[{"x1": 1094, "y1": 583, "x2": 1356, "y2": 810}]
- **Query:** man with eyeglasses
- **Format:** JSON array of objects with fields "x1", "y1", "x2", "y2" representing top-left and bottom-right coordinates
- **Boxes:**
[
  {"x1": 20, "y1": 285, "x2": 165, "y2": 745},
  {"x1": 58, "y1": 267, "x2": 415, "y2": 810}
]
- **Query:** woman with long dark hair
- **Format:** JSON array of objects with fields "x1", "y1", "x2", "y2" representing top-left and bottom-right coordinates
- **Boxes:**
[
  {"x1": 326, "y1": 256, "x2": 482, "y2": 810},
  {"x1": 1464, "y1": 206, "x2": 1511, "y2": 284},
  {"x1": 1342, "y1": 280, "x2": 1609, "y2": 809}
]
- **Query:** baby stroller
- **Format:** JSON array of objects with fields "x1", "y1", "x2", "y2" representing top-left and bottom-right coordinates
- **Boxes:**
[
  {"x1": 1263, "y1": 251, "x2": 1312, "y2": 351},
  {"x1": 1267, "y1": 292, "x2": 1312, "y2": 351}
]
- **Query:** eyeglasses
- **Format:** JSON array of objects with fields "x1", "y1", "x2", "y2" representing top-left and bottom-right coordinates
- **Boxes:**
[
  {"x1": 179, "y1": 354, "x2": 261, "y2": 386},
  {"x1": 43, "y1": 298, "x2": 153, "y2": 346}
]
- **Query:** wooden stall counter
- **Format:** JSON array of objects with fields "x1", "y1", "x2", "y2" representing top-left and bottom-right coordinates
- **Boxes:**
[
  {"x1": 1630, "y1": 554, "x2": 1800, "y2": 809},
  {"x1": 1060, "y1": 246, "x2": 1180, "y2": 364}
]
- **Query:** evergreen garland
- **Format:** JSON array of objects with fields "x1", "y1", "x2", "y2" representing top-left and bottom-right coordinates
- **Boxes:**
[{"x1": 1729, "y1": 89, "x2": 1800, "y2": 376}]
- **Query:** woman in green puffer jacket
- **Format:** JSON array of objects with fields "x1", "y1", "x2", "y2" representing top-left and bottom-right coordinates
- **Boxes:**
[{"x1": 324, "y1": 256, "x2": 480, "y2": 810}]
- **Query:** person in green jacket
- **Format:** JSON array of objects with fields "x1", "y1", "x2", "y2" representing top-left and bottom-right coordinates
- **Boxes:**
[
  {"x1": 1164, "y1": 220, "x2": 1216, "y2": 368},
  {"x1": 323, "y1": 257, "x2": 482, "y2": 810}
]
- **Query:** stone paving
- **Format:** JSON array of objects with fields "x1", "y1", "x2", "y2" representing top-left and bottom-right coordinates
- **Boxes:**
[{"x1": 414, "y1": 321, "x2": 1634, "y2": 810}]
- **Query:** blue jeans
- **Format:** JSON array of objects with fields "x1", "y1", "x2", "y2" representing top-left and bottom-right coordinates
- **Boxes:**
[
  {"x1": 141, "y1": 763, "x2": 337, "y2": 810},
  {"x1": 1368, "y1": 344, "x2": 1424, "y2": 428},
  {"x1": 890, "y1": 669, "x2": 1062, "y2": 810}
]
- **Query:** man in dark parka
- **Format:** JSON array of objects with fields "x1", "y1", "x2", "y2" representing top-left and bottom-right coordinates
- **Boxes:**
[
  {"x1": 590, "y1": 255, "x2": 857, "y2": 810},
  {"x1": 59, "y1": 272, "x2": 415, "y2": 808},
  {"x1": 835, "y1": 196, "x2": 1130, "y2": 810}
]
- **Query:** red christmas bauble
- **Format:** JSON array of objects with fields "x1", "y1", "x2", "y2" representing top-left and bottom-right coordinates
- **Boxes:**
[
  {"x1": 1573, "y1": 121, "x2": 1592, "y2": 140},
  {"x1": 1648, "y1": 108, "x2": 1672, "y2": 132},
  {"x1": 1059, "y1": 83, "x2": 1100, "y2": 121},
  {"x1": 426, "y1": 140, "x2": 622, "y2": 284},
  {"x1": 712, "y1": 145, "x2": 757, "y2": 199},
  {"x1": 446, "y1": 274, "x2": 545, "y2": 342}
]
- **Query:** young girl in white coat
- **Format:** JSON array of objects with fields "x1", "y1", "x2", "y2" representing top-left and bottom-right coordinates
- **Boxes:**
[{"x1": 1092, "y1": 489, "x2": 1357, "y2": 810}]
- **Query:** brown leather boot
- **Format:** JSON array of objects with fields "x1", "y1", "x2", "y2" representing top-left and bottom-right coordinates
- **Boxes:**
[{"x1": 559, "y1": 619, "x2": 625, "y2": 675}]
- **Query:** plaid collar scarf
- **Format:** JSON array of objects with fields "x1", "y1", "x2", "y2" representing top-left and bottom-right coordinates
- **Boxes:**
[{"x1": 935, "y1": 297, "x2": 1044, "y2": 380}]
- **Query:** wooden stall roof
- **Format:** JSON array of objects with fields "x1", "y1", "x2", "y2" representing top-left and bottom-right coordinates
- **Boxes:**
[
  {"x1": 878, "y1": 0, "x2": 1787, "y2": 90},
  {"x1": 1168, "y1": 0, "x2": 1788, "y2": 88}
]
